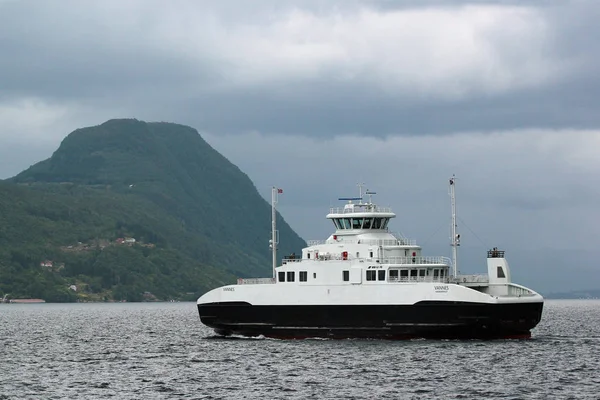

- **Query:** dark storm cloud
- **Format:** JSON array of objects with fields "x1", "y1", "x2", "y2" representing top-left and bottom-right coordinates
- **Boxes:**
[
  {"x1": 172, "y1": 77, "x2": 600, "y2": 136},
  {"x1": 2, "y1": 1, "x2": 600, "y2": 137}
]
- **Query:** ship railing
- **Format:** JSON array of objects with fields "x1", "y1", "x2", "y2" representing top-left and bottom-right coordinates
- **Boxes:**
[
  {"x1": 359, "y1": 238, "x2": 417, "y2": 246},
  {"x1": 281, "y1": 257, "x2": 302, "y2": 264},
  {"x1": 237, "y1": 278, "x2": 276, "y2": 285},
  {"x1": 328, "y1": 205, "x2": 393, "y2": 214},
  {"x1": 487, "y1": 249, "x2": 505, "y2": 258},
  {"x1": 391, "y1": 233, "x2": 417, "y2": 246},
  {"x1": 306, "y1": 238, "x2": 417, "y2": 247},
  {"x1": 388, "y1": 276, "x2": 450, "y2": 283},
  {"x1": 453, "y1": 274, "x2": 489, "y2": 284},
  {"x1": 285, "y1": 255, "x2": 451, "y2": 263},
  {"x1": 382, "y1": 256, "x2": 451, "y2": 265}
]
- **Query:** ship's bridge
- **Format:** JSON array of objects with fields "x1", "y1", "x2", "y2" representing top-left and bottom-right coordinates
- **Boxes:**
[{"x1": 327, "y1": 202, "x2": 395, "y2": 231}]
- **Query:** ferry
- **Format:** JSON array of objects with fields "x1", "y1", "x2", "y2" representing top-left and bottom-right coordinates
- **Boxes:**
[{"x1": 197, "y1": 178, "x2": 544, "y2": 339}]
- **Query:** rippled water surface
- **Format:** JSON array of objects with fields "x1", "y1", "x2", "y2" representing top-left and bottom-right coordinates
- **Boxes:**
[{"x1": 1, "y1": 300, "x2": 599, "y2": 399}]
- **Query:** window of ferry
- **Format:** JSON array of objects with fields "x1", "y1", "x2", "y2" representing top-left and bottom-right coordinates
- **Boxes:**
[
  {"x1": 381, "y1": 218, "x2": 389, "y2": 230},
  {"x1": 497, "y1": 266, "x2": 506, "y2": 278},
  {"x1": 400, "y1": 269, "x2": 408, "y2": 280},
  {"x1": 419, "y1": 269, "x2": 426, "y2": 278},
  {"x1": 389, "y1": 270, "x2": 399, "y2": 280},
  {"x1": 363, "y1": 218, "x2": 373, "y2": 229},
  {"x1": 299, "y1": 271, "x2": 308, "y2": 282},
  {"x1": 433, "y1": 269, "x2": 439, "y2": 279},
  {"x1": 410, "y1": 269, "x2": 418, "y2": 280},
  {"x1": 287, "y1": 271, "x2": 295, "y2": 282},
  {"x1": 352, "y1": 218, "x2": 362, "y2": 229},
  {"x1": 372, "y1": 218, "x2": 382, "y2": 229},
  {"x1": 366, "y1": 270, "x2": 376, "y2": 281},
  {"x1": 342, "y1": 218, "x2": 352, "y2": 229},
  {"x1": 343, "y1": 270, "x2": 349, "y2": 281},
  {"x1": 378, "y1": 270, "x2": 386, "y2": 281},
  {"x1": 332, "y1": 219, "x2": 341, "y2": 230},
  {"x1": 278, "y1": 271, "x2": 285, "y2": 282}
]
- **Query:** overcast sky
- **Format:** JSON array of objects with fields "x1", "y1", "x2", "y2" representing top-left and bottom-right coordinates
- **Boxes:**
[{"x1": 1, "y1": 0, "x2": 598, "y2": 293}]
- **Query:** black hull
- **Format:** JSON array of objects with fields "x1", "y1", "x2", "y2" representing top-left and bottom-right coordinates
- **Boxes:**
[{"x1": 198, "y1": 301, "x2": 544, "y2": 340}]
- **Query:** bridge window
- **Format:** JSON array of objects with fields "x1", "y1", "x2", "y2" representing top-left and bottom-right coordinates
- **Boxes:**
[
  {"x1": 278, "y1": 271, "x2": 285, "y2": 282},
  {"x1": 497, "y1": 266, "x2": 506, "y2": 278},
  {"x1": 363, "y1": 218, "x2": 373, "y2": 229},
  {"x1": 332, "y1": 219, "x2": 341, "y2": 229},
  {"x1": 378, "y1": 270, "x2": 386, "y2": 281},
  {"x1": 299, "y1": 271, "x2": 307, "y2": 282},
  {"x1": 352, "y1": 218, "x2": 362, "y2": 229},
  {"x1": 287, "y1": 271, "x2": 295, "y2": 282},
  {"x1": 410, "y1": 269, "x2": 418, "y2": 280},
  {"x1": 382, "y1": 218, "x2": 390, "y2": 230},
  {"x1": 366, "y1": 270, "x2": 376, "y2": 281},
  {"x1": 372, "y1": 218, "x2": 382, "y2": 229},
  {"x1": 342, "y1": 218, "x2": 351, "y2": 229},
  {"x1": 343, "y1": 270, "x2": 349, "y2": 281}
]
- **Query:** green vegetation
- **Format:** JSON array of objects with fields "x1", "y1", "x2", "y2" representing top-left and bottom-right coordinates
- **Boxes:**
[{"x1": 0, "y1": 119, "x2": 306, "y2": 302}]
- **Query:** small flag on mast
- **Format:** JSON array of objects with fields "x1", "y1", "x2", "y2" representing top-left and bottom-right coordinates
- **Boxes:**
[{"x1": 277, "y1": 188, "x2": 283, "y2": 194}]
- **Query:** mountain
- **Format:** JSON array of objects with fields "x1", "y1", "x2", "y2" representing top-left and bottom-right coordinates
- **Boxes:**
[{"x1": 0, "y1": 119, "x2": 305, "y2": 302}]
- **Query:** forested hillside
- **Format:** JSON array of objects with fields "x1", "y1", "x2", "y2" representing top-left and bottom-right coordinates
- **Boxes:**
[{"x1": 0, "y1": 119, "x2": 305, "y2": 302}]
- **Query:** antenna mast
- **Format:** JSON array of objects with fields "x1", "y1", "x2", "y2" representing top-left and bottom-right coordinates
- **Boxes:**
[
  {"x1": 449, "y1": 176, "x2": 459, "y2": 277},
  {"x1": 270, "y1": 187, "x2": 280, "y2": 279},
  {"x1": 357, "y1": 183, "x2": 365, "y2": 204}
]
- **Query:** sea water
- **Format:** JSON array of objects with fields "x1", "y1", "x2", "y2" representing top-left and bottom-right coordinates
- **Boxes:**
[{"x1": 0, "y1": 300, "x2": 598, "y2": 399}]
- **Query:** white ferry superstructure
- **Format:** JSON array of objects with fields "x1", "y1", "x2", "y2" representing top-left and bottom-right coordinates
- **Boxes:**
[{"x1": 197, "y1": 179, "x2": 544, "y2": 339}]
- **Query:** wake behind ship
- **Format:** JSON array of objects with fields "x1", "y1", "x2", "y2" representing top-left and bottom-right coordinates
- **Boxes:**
[{"x1": 197, "y1": 179, "x2": 544, "y2": 339}]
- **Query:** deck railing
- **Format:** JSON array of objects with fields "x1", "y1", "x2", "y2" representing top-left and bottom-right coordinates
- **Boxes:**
[
  {"x1": 328, "y1": 205, "x2": 393, "y2": 214},
  {"x1": 237, "y1": 278, "x2": 276, "y2": 285},
  {"x1": 487, "y1": 250, "x2": 505, "y2": 258},
  {"x1": 388, "y1": 276, "x2": 450, "y2": 283},
  {"x1": 453, "y1": 274, "x2": 489, "y2": 284},
  {"x1": 306, "y1": 235, "x2": 417, "y2": 247},
  {"x1": 382, "y1": 256, "x2": 451, "y2": 265},
  {"x1": 283, "y1": 255, "x2": 450, "y2": 265}
]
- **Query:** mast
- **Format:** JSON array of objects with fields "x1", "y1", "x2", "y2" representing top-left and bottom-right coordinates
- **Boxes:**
[
  {"x1": 270, "y1": 187, "x2": 280, "y2": 279},
  {"x1": 449, "y1": 175, "x2": 459, "y2": 277},
  {"x1": 357, "y1": 183, "x2": 365, "y2": 204}
]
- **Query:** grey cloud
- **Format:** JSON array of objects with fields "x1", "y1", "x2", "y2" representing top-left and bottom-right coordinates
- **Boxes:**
[{"x1": 1, "y1": 1, "x2": 600, "y2": 138}]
